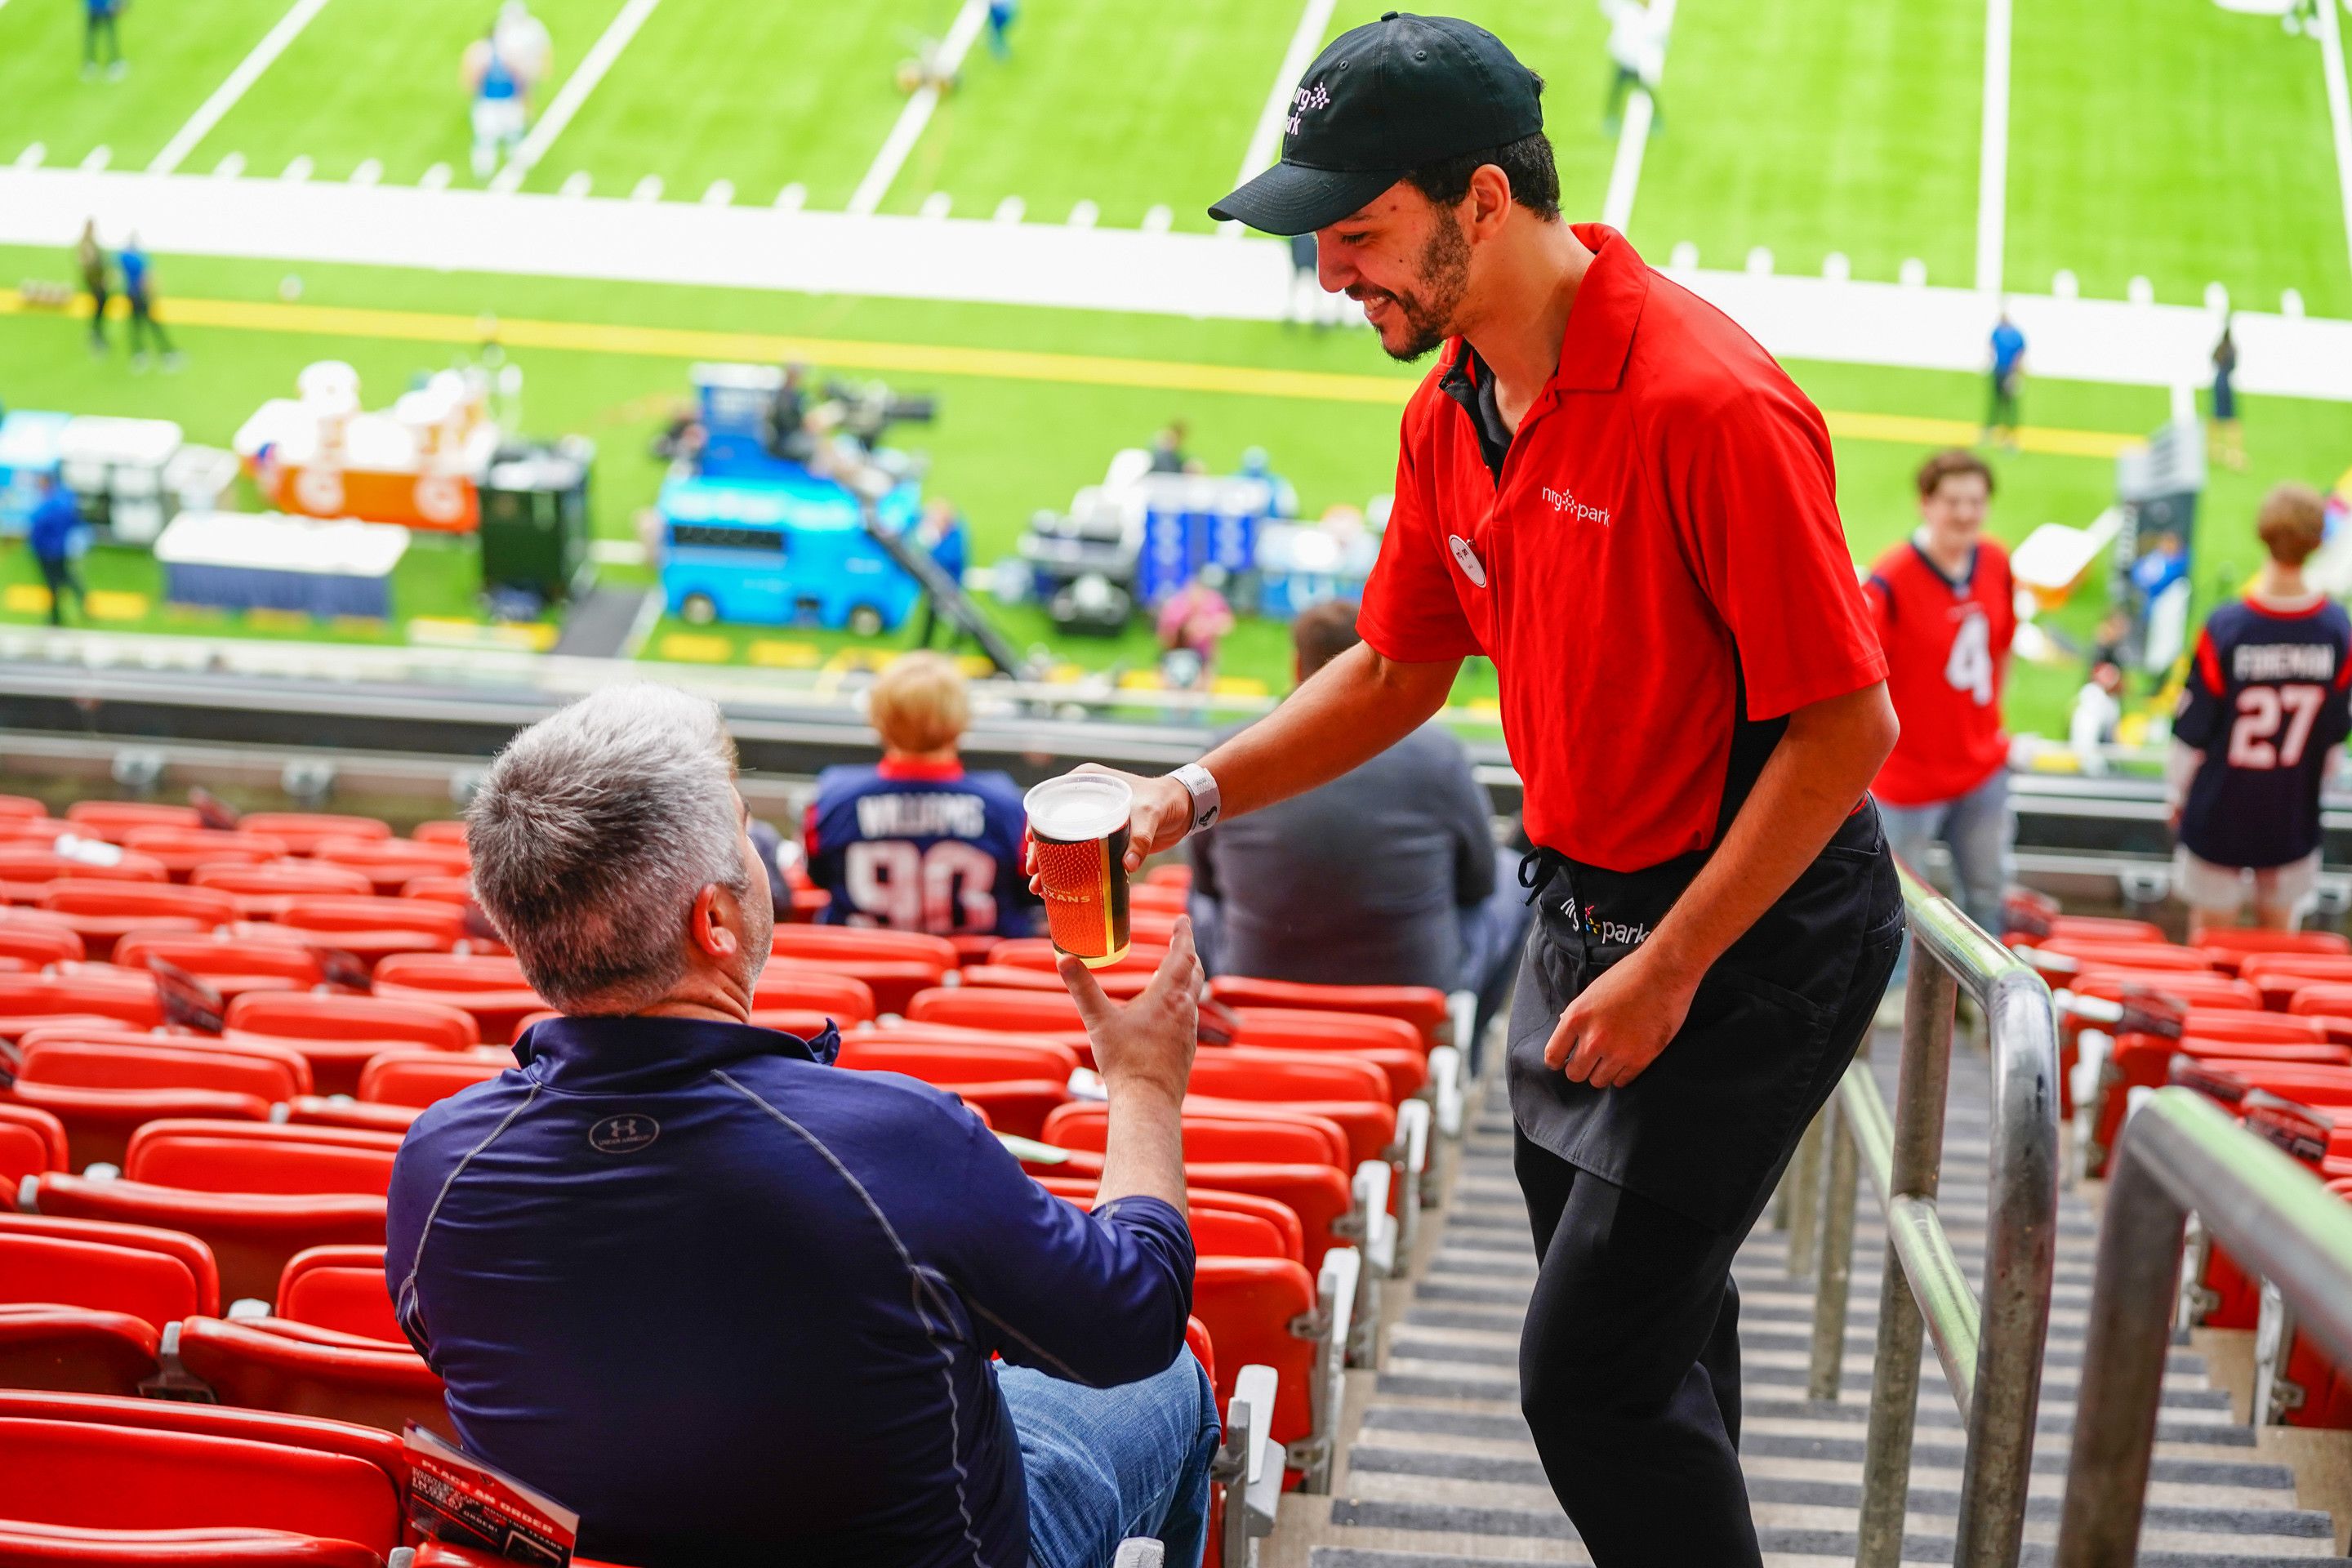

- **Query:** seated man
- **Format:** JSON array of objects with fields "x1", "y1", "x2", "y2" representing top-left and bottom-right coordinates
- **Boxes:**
[
  {"x1": 804, "y1": 652, "x2": 1040, "y2": 937},
  {"x1": 389, "y1": 684, "x2": 1216, "y2": 1567},
  {"x1": 1189, "y1": 599, "x2": 1532, "y2": 1054}
]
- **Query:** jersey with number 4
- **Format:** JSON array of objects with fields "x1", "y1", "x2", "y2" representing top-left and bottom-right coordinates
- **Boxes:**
[
  {"x1": 1865, "y1": 537, "x2": 2016, "y2": 806},
  {"x1": 804, "y1": 762, "x2": 1039, "y2": 937},
  {"x1": 2176, "y1": 597, "x2": 2352, "y2": 868}
]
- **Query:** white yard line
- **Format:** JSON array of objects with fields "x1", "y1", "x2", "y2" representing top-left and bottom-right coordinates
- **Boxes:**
[
  {"x1": 2317, "y1": 0, "x2": 2352, "y2": 296},
  {"x1": 1599, "y1": 0, "x2": 1676, "y2": 234},
  {"x1": 488, "y1": 0, "x2": 664, "y2": 194},
  {"x1": 846, "y1": 0, "x2": 991, "y2": 216},
  {"x1": 145, "y1": 0, "x2": 332, "y2": 176},
  {"x1": 9, "y1": 166, "x2": 2352, "y2": 399},
  {"x1": 1974, "y1": 0, "x2": 2011, "y2": 294},
  {"x1": 1233, "y1": 0, "x2": 1339, "y2": 189}
]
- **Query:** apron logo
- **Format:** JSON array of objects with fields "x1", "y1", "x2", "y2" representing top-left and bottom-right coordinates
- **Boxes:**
[{"x1": 1447, "y1": 534, "x2": 1487, "y2": 587}]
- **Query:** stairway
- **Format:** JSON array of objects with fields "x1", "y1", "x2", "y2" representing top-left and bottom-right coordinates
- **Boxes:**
[{"x1": 1294, "y1": 1043, "x2": 2350, "y2": 1567}]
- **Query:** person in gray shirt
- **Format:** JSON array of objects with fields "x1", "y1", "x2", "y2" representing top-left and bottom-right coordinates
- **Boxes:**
[{"x1": 1189, "y1": 600, "x2": 1532, "y2": 1058}]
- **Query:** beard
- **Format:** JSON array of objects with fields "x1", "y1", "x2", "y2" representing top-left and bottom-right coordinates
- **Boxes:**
[{"x1": 1356, "y1": 212, "x2": 1472, "y2": 363}]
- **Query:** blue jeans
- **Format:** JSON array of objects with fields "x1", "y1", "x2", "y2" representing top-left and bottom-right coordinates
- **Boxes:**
[
  {"x1": 1878, "y1": 768, "x2": 2015, "y2": 978},
  {"x1": 999, "y1": 1352, "x2": 1218, "y2": 1568}
]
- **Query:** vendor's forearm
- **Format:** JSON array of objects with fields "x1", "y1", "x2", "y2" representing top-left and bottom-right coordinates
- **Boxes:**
[
  {"x1": 1197, "y1": 643, "x2": 1460, "y2": 819},
  {"x1": 1646, "y1": 683, "x2": 1899, "y2": 985}
]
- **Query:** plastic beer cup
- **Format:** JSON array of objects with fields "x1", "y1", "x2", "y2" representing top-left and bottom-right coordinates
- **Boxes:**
[{"x1": 1025, "y1": 774, "x2": 1134, "y2": 969}]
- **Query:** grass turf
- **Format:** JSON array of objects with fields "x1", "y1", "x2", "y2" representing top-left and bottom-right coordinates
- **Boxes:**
[
  {"x1": 0, "y1": 0, "x2": 295, "y2": 170},
  {"x1": 4, "y1": 243, "x2": 2349, "y2": 741}
]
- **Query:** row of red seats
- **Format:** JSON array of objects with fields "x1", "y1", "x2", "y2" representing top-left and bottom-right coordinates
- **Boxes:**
[{"x1": 2008, "y1": 907, "x2": 2352, "y2": 1430}]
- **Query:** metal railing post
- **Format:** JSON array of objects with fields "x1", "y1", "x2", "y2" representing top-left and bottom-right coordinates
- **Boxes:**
[
  {"x1": 2056, "y1": 1089, "x2": 2352, "y2": 1566},
  {"x1": 1784, "y1": 1107, "x2": 1826, "y2": 1277},
  {"x1": 1809, "y1": 862, "x2": 2059, "y2": 1568},
  {"x1": 1855, "y1": 955, "x2": 1955, "y2": 1564},
  {"x1": 1808, "y1": 1093, "x2": 1859, "y2": 1399}
]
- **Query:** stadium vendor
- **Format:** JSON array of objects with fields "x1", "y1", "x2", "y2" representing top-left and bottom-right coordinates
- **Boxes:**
[{"x1": 1054, "y1": 15, "x2": 1904, "y2": 1562}]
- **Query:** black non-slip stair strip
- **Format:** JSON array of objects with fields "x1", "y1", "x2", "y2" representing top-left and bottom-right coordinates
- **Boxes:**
[
  {"x1": 1343, "y1": 1448, "x2": 2331, "y2": 1538},
  {"x1": 1322, "y1": 1502, "x2": 2351, "y2": 1566},
  {"x1": 1374, "y1": 1363, "x2": 2238, "y2": 1412}
]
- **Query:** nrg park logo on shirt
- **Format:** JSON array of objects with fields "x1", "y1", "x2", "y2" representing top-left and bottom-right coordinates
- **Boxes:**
[
  {"x1": 1540, "y1": 486, "x2": 1611, "y2": 527},
  {"x1": 1285, "y1": 81, "x2": 1332, "y2": 135}
]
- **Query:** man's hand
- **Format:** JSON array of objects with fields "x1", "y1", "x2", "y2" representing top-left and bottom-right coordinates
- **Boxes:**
[
  {"x1": 1059, "y1": 915, "x2": 1202, "y2": 1107},
  {"x1": 1026, "y1": 764, "x2": 1194, "y2": 890},
  {"x1": 1544, "y1": 942, "x2": 1701, "y2": 1090}
]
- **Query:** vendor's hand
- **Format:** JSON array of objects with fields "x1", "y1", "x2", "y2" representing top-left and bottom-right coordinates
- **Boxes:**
[
  {"x1": 1059, "y1": 916, "x2": 1201, "y2": 1107},
  {"x1": 1024, "y1": 764, "x2": 1195, "y2": 890},
  {"x1": 1544, "y1": 942, "x2": 1701, "y2": 1090}
]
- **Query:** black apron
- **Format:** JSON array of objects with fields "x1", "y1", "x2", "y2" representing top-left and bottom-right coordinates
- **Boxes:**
[{"x1": 1506, "y1": 800, "x2": 1904, "y2": 1233}]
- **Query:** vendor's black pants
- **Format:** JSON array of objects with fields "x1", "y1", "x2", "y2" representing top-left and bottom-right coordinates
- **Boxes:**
[{"x1": 1508, "y1": 815, "x2": 1900, "y2": 1566}]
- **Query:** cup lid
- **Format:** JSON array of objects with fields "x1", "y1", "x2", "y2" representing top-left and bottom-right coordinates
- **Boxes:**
[{"x1": 1024, "y1": 773, "x2": 1132, "y2": 841}]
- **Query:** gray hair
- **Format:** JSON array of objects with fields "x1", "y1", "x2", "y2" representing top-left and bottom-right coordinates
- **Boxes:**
[{"x1": 468, "y1": 683, "x2": 748, "y2": 1012}]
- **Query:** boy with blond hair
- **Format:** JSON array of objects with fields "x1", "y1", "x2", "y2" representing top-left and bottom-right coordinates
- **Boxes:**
[{"x1": 804, "y1": 653, "x2": 1039, "y2": 937}]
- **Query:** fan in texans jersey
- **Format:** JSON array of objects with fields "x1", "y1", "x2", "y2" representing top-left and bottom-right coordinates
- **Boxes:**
[
  {"x1": 2172, "y1": 483, "x2": 2350, "y2": 931},
  {"x1": 1865, "y1": 449, "x2": 2016, "y2": 951},
  {"x1": 804, "y1": 653, "x2": 1040, "y2": 938}
]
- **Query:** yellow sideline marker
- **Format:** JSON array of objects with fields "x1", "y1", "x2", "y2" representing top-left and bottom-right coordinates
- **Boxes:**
[{"x1": 3, "y1": 288, "x2": 2147, "y2": 458}]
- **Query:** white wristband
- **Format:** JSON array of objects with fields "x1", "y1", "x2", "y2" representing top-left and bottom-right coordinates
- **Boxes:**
[{"x1": 1170, "y1": 763, "x2": 1222, "y2": 837}]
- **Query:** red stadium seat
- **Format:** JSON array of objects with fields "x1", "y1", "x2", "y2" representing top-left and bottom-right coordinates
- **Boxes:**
[
  {"x1": 0, "y1": 1214, "x2": 218, "y2": 1395},
  {"x1": 1128, "y1": 882, "x2": 1189, "y2": 915},
  {"x1": 769, "y1": 926, "x2": 956, "y2": 1014},
  {"x1": 0, "y1": 1524, "x2": 388, "y2": 1565},
  {"x1": 305, "y1": 838, "x2": 470, "y2": 894},
  {"x1": 0, "y1": 1309, "x2": 161, "y2": 1402},
  {"x1": 369, "y1": 953, "x2": 543, "y2": 1045},
  {"x1": 2027, "y1": 936, "x2": 2216, "y2": 973},
  {"x1": 396, "y1": 875, "x2": 473, "y2": 906},
  {"x1": 123, "y1": 1125, "x2": 396, "y2": 1198},
  {"x1": 907, "y1": 985, "x2": 1086, "y2": 1033},
  {"x1": 2191, "y1": 927, "x2": 2352, "y2": 973},
  {"x1": 1036, "y1": 1177, "x2": 1306, "y2": 1265},
  {"x1": 1031, "y1": 1148, "x2": 1357, "y2": 1271},
  {"x1": 987, "y1": 938, "x2": 1169, "y2": 976},
  {"x1": 960, "y1": 963, "x2": 1156, "y2": 1001},
  {"x1": 2240, "y1": 955, "x2": 2352, "y2": 1010},
  {"x1": 410, "y1": 821, "x2": 468, "y2": 848},
  {"x1": 755, "y1": 967, "x2": 878, "y2": 1024},
  {"x1": 835, "y1": 1037, "x2": 1078, "y2": 1138},
  {"x1": 0, "y1": 921, "x2": 82, "y2": 969},
  {"x1": 2040, "y1": 915, "x2": 2167, "y2": 945},
  {"x1": 2, "y1": 967, "x2": 164, "y2": 1031},
  {"x1": 275, "y1": 1247, "x2": 399, "y2": 1343},
  {"x1": 173, "y1": 1316, "x2": 445, "y2": 1436},
  {"x1": 1043, "y1": 1106, "x2": 1351, "y2": 1170},
  {"x1": 16, "y1": 1036, "x2": 312, "y2": 1102},
  {"x1": 1207, "y1": 978, "x2": 1454, "y2": 1052},
  {"x1": 39, "y1": 879, "x2": 236, "y2": 933},
  {"x1": 223, "y1": 991, "x2": 481, "y2": 1100},
  {"x1": 354, "y1": 1050, "x2": 506, "y2": 1108},
  {"x1": 1220, "y1": 1017, "x2": 1428, "y2": 1101},
  {"x1": 0, "y1": 847, "x2": 168, "y2": 908},
  {"x1": 234, "y1": 815, "x2": 393, "y2": 857},
  {"x1": 1, "y1": 1085, "x2": 272, "y2": 1172},
  {"x1": 109, "y1": 933, "x2": 322, "y2": 999},
  {"x1": 0, "y1": 1105, "x2": 69, "y2": 1193},
  {"x1": 276, "y1": 1100, "x2": 421, "y2": 1136},
  {"x1": 61, "y1": 803, "x2": 203, "y2": 840},
  {"x1": 19, "y1": 1174, "x2": 385, "y2": 1306},
  {"x1": 0, "y1": 1214, "x2": 222, "y2": 1316},
  {"x1": 118, "y1": 828, "x2": 293, "y2": 880},
  {"x1": 1144, "y1": 863, "x2": 1192, "y2": 891},
  {"x1": 188, "y1": 863, "x2": 375, "y2": 921},
  {"x1": 2087, "y1": 1029, "x2": 2352, "y2": 1175},
  {"x1": 0, "y1": 797, "x2": 43, "y2": 822},
  {"x1": 276, "y1": 895, "x2": 465, "y2": 945},
  {"x1": 0, "y1": 1410, "x2": 404, "y2": 1552}
]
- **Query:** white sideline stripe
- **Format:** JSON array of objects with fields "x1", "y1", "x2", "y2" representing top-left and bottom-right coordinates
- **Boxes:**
[
  {"x1": 146, "y1": 0, "x2": 333, "y2": 176},
  {"x1": 1233, "y1": 0, "x2": 1339, "y2": 191},
  {"x1": 1599, "y1": 0, "x2": 1677, "y2": 234},
  {"x1": 847, "y1": 0, "x2": 991, "y2": 216},
  {"x1": 2318, "y1": 0, "x2": 2352, "y2": 294},
  {"x1": 8, "y1": 167, "x2": 2352, "y2": 400},
  {"x1": 1975, "y1": 0, "x2": 2011, "y2": 294},
  {"x1": 488, "y1": 0, "x2": 665, "y2": 194}
]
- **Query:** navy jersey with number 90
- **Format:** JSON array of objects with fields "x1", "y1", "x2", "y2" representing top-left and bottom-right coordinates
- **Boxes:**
[
  {"x1": 804, "y1": 761, "x2": 1040, "y2": 937},
  {"x1": 2174, "y1": 597, "x2": 2352, "y2": 868}
]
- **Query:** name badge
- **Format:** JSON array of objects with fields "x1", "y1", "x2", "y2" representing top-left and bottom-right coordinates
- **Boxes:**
[{"x1": 1448, "y1": 534, "x2": 1487, "y2": 587}]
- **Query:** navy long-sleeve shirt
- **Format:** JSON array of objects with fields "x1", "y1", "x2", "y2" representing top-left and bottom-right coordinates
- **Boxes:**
[{"x1": 385, "y1": 1014, "x2": 1195, "y2": 1567}]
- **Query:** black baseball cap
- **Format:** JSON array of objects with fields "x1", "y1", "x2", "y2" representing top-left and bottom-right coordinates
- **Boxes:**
[{"x1": 1209, "y1": 12, "x2": 1544, "y2": 236}]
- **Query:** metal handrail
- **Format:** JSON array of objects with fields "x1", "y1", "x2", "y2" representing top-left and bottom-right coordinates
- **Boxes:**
[
  {"x1": 1785, "y1": 861, "x2": 2060, "y2": 1568},
  {"x1": 2055, "y1": 1088, "x2": 2352, "y2": 1565}
]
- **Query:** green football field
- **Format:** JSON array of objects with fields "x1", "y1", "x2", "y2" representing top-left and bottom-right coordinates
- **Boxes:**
[{"x1": 1, "y1": 0, "x2": 2349, "y2": 741}]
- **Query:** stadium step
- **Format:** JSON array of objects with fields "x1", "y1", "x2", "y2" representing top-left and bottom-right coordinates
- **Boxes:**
[{"x1": 1286, "y1": 1045, "x2": 2352, "y2": 1567}]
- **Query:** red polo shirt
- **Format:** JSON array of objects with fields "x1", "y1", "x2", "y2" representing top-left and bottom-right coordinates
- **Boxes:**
[{"x1": 1358, "y1": 225, "x2": 1886, "y2": 872}]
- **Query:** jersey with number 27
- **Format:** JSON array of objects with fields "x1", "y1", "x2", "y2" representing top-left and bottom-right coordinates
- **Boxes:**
[
  {"x1": 1865, "y1": 537, "x2": 2016, "y2": 806},
  {"x1": 804, "y1": 762, "x2": 1039, "y2": 938},
  {"x1": 2175, "y1": 596, "x2": 2352, "y2": 868}
]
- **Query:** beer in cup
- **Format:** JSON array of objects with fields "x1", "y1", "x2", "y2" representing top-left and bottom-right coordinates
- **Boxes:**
[{"x1": 1025, "y1": 774, "x2": 1134, "y2": 969}]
